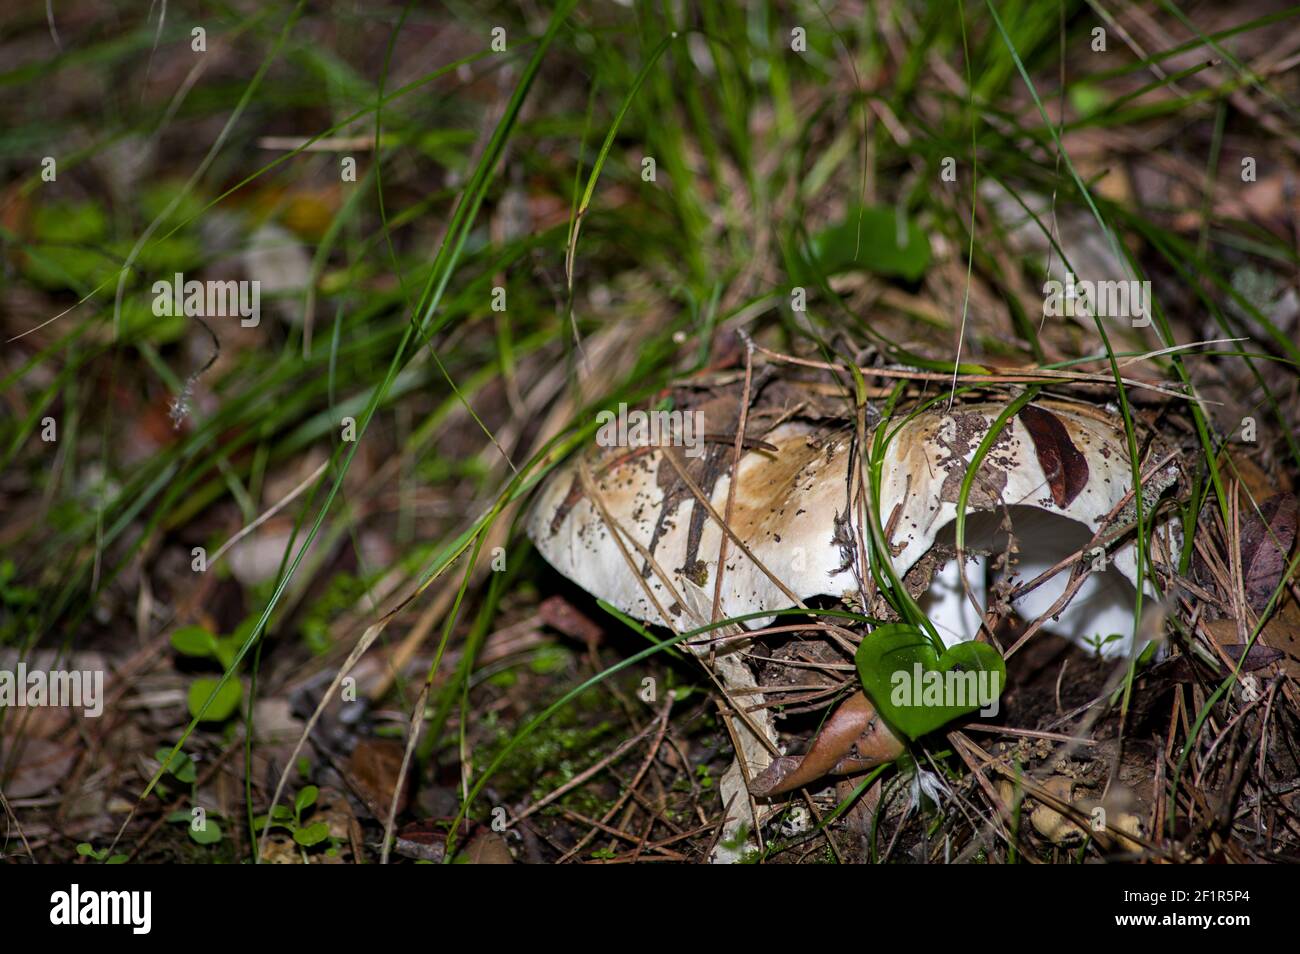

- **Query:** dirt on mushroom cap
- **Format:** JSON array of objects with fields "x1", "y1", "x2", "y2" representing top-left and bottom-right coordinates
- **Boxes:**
[{"x1": 528, "y1": 391, "x2": 1180, "y2": 652}]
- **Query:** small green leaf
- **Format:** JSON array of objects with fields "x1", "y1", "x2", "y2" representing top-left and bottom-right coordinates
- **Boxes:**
[
  {"x1": 855, "y1": 623, "x2": 1006, "y2": 740},
  {"x1": 293, "y1": 821, "x2": 330, "y2": 847},
  {"x1": 528, "y1": 644, "x2": 571, "y2": 674},
  {"x1": 294, "y1": 785, "x2": 319, "y2": 815},
  {"x1": 170, "y1": 625, "x2": 219, "y2": 658},
  {"x1": 216, "y1": 618, "x2": 259, "y2": 671},
  {"x1": 187, "y1": 677, "x2": 242, "y2": 722},
  {"x1": 806, "y1": 205, "x2": 931, "y2": 281},
  {"x1": 106, "y1": 855, "x2": 129, "y2": 864},
  {"x1": 154, "y1": 748, "x2": 197, "y2": 783},
  {"x1": 1068, "y1": 83, "x2": 1107, "y2": 118},
  {"x1": 214, "y1": 636, "x2": 241, "y2": 672},
  {"x1": 189, "y1": 819, "x2": 223, "y2": 846}
]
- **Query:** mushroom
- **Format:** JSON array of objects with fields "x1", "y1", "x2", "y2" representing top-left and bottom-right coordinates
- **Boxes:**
[
  {"x1": 527, "y1": 389, "x2": 1179, "y2": 857},
  {"x1": 883, "y1": 400, "x2": 1181, "y2": 656}
]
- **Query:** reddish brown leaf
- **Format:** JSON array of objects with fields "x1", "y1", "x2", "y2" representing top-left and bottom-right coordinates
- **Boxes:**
[
  {"x1": 748, "y1": 691, "x2": 903, "y2": 797},
  {"x1": 0, "y1": 737, "x2": 77, "y2": 798},
  {"x1": 1018, "y1": 404, "x2": 1089, "y2": 509},
  {"x1": 461, "y1": 831, "x2": 514, "y2": 864},
  {"x1": 1222, "y1": 643, "x2": 1284, "y2": 671},
  {"x1": 347, "y1": 738, "x2": 410, "y2": 819},
  {"x1": 537, "y1": 594, "x2": 604, "y2": 647},
  {"x1": 1239, "y1": 493, "x2": 1297, "y2": 613}
]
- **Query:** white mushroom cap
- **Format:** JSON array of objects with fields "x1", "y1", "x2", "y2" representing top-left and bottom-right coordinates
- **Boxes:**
[
  {"x1": 528, "y1": 399, "x2": 1178, "y2": 656},
  {"x1": 527, "y1": 420, "x2": 858, "y2": 631},
  {"x1": 884, "y1": 402, "x2": 1139, "y2": 574}
]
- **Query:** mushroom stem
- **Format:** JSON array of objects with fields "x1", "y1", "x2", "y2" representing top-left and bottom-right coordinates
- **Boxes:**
[{"x1": 748, "y1": 691, "x2": 905, "y2": 797}]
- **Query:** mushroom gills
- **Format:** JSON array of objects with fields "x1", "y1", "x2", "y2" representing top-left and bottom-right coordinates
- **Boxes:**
[{"x1": 917, "y1": 506, "x2": 1144, "y2": 657}]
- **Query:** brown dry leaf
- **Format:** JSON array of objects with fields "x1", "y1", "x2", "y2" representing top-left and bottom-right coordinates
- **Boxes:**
[
  {"x1": 1239, "y1": 492, "x2": 1297, "y2": 613},
  {"x1": 1018, "y1": 404, "x2": 1089, "y2": 509},
  {"x1": 748, "y1": 691, "x2": 903, "y2": 797},
  {"x1": 1206, "y1": 615, "x2": 1300, "y2": 682},
  {"x1": 0, "y1": 737, "x2": 78, "y2": 798},
  {"x1": 348, "y1": 738, "x2": 410, "y2": 819},
  {"x1": 537, "y1": 594, "x2": 604, "y2": 648},
  {"x1": 460, "y1": 831, "x2": 514, "y2": 864},
  {"x1": 1226, "y1": 448, "x2": 1283, "y2": 503},
  {"x1": 1255, "y1": 605, "x2": 1300, "y2": 682},
  {"x1": 1220, "y1": 643, "x2": 1284, "y2": 671}
]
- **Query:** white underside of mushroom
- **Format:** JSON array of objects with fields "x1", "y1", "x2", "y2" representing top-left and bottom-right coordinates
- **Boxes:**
[{"x1": 920, "y1": 509, "x2": 1158, "y2": 656}]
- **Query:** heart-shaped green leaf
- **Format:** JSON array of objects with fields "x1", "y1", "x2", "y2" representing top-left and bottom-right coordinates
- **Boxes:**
[
  {"x1": 855, "y1": 624, "x2": 1006, "y2": 741},
  {"x1": 294, "y1": 821, "x2": 331, "y2": 848},
  {"x1": 187, "y1": 677, "x2": 242, "y2": 722},
  {"x1": 170, "y1": 625, "x2": 219, "y2": 659},
  {"x1": 189, "y1": 819, "x2": 223, "y2": 846},
  {"x1": 805, "y1": 205, "x2": 931, "y2": 281},
  {"x1": 154, "y1": 747, "x2": 197, "y2": 783}
]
